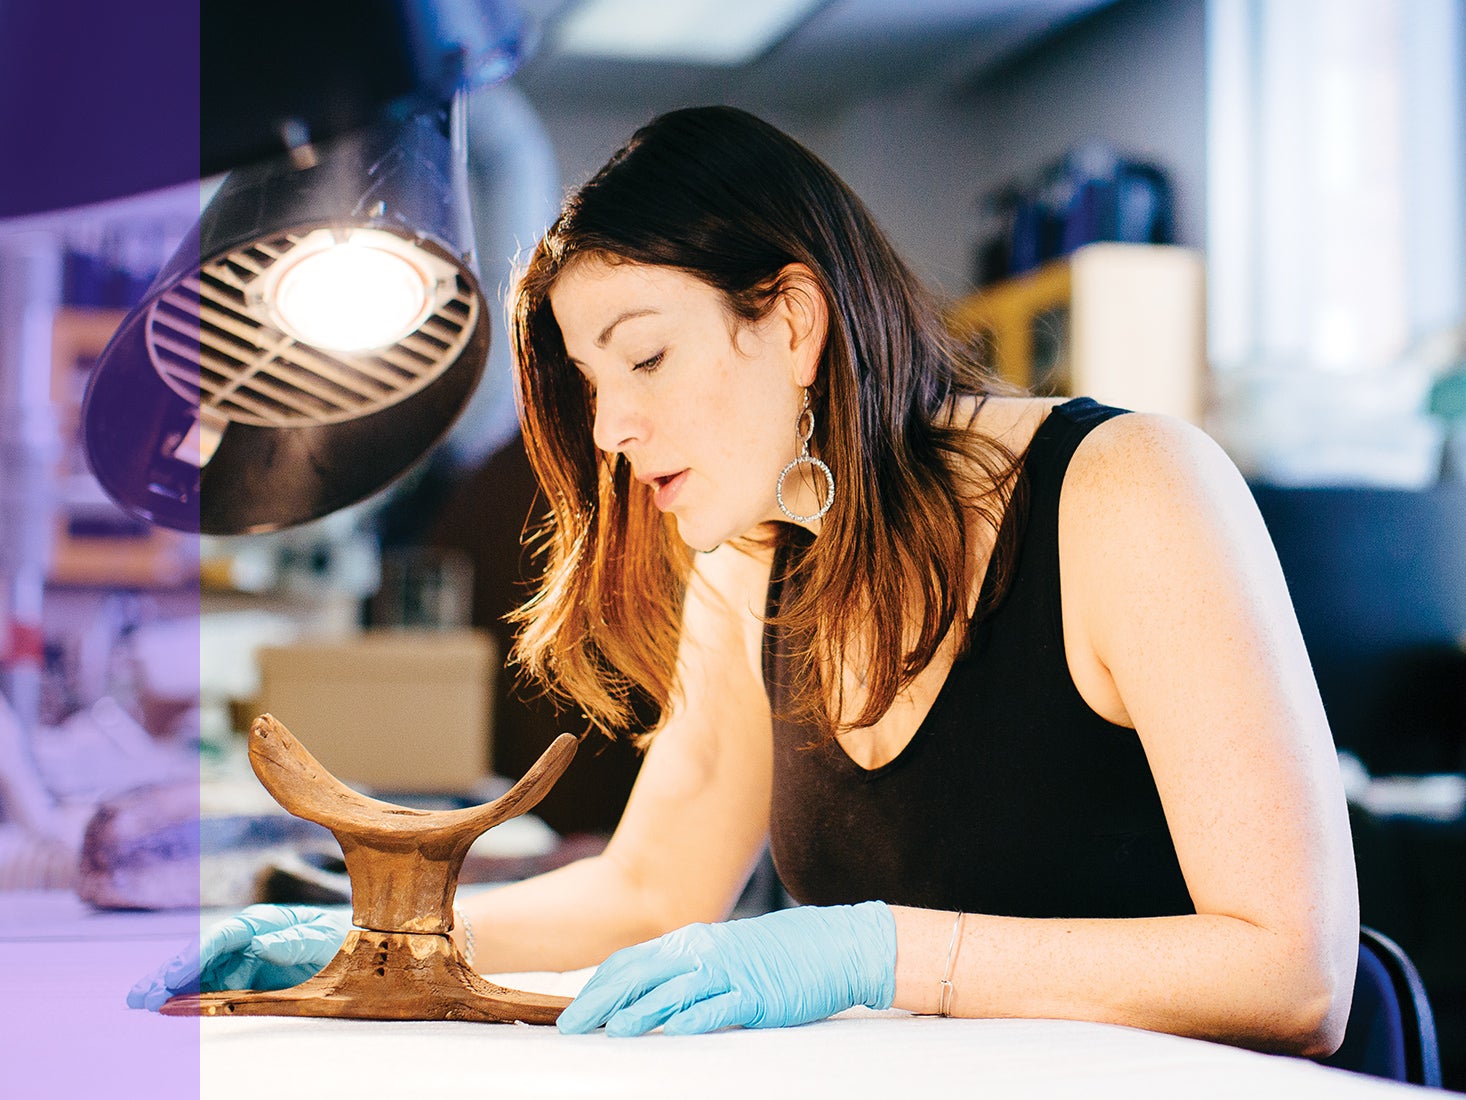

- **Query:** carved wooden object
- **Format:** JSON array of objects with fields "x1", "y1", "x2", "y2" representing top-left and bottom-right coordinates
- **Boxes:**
[{"x1": 162, "y1": 713, "x2": 578, "y2": 1023}]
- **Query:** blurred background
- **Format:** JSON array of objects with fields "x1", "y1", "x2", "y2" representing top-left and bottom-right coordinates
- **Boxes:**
[{"x1": 0, "y1": 0, "x2": 1462, "y2": 1086}]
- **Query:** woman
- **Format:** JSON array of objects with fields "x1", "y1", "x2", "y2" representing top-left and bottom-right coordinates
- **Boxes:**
[{"x1": 131, "y1": 106, "x2": 1358, "y2": 1053}]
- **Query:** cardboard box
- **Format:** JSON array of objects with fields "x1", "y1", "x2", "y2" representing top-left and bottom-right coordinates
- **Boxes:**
[{"x1": 256, "y1": 629, "x2": 496, "y2": 794}]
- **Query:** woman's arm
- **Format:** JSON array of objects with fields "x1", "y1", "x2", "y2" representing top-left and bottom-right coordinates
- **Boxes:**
[
  {"x1": 893, "y1": 413, "x2": 1358, "y2": 1056},
  {"x1": 458, "y1": 538, "x2": 777, "y2": 974}
]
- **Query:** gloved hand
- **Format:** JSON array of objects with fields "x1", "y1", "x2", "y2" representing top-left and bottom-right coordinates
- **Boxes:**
[
  {"x1": 556, "y1": 901, "x2": 896, "y2": 1037},
  {"x1": 126, "y1": 904, "x2": 350, "y2": 1011}
]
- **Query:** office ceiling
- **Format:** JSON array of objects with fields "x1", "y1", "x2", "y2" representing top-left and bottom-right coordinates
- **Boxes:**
[{"x1": 515, "y1": 0, "x2": 1120, "y2": 111}]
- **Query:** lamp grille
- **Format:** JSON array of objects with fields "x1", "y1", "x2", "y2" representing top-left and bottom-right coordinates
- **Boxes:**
[{"x1": 143, "y1": 232, "x2": 479, "y2": 429}]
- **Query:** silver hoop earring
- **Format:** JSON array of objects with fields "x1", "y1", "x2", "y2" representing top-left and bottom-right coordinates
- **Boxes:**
[{"x1": 775, "y1": 390, "x2": 835, "y2": 523}]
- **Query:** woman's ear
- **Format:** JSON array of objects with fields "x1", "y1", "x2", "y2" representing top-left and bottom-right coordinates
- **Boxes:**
[{"x1": 775, "y1": 264, "x2": 829, "y2": 388}]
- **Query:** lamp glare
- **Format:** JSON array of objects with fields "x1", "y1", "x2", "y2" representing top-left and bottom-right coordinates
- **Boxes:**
[{"x1": 273, "y1": 242, "x2": 430, "y2": 351}]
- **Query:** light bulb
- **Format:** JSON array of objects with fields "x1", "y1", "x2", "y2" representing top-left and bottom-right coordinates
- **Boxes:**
[{"x1": 272, "y1": 239, "x2": 432, "y2": 351}]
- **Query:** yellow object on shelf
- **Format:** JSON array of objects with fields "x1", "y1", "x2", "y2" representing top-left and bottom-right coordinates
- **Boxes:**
[
  {"x1": 950, "y1": 243, "x2": 1207, "y2": 425},
  {"x1": 950, "y1": 259, "x2": 1073, "y2": 391}
]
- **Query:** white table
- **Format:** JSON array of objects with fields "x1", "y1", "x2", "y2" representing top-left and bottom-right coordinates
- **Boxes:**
[{"x1": 2, "y1": 891, "x2": 1439, "y2": 1099}]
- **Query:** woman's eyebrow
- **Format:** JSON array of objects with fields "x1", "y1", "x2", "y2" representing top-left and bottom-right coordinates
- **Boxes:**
[{"x1": 596, "y1": 308, "x2": 659, "y2": 347}]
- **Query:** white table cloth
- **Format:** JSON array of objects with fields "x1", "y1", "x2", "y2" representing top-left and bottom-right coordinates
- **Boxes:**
[{"x1": 2, "y1": 891, "x2": 1439, "y2": 1099}]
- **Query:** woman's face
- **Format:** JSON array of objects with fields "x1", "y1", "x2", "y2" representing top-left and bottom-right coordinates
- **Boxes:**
[{"x1": 549, "y1": 258, "x2": 823, "y2": 551}]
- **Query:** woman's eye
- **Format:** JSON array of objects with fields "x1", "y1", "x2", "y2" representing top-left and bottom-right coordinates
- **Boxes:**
[{"x1": 633, "y1": 351, "x2": 665, "y2": 373}]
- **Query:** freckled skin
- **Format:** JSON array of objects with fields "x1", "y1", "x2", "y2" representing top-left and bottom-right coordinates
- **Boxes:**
[{"x1": 550, "y1": 260, "x2": 827, "y2": 551}]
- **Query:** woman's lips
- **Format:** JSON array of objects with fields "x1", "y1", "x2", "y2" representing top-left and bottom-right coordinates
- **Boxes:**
[{"x1": 652, "y1": 470, "x2": 688, "y2": 510}]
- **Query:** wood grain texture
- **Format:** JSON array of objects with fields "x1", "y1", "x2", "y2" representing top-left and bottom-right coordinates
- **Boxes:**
[
  {"x1": 163, "y1": 714, "x2": 580, "y2": 1024},
  {"x1": 162, "y1": 929, "x2": 569, "y2": 1023}
]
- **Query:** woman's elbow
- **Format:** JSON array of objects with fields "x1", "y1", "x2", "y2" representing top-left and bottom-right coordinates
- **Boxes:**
[
  {"x1": 1268, "y1": 948, "x2": 1356, "y2": 1058},
  {"x1": 1288, "y1": 981, "x2": 1352, "y2": 1058}
]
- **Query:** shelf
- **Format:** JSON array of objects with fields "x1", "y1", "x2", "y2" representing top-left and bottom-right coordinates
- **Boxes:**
[{"x1": 949, "y1": 243, "x2": 1207, "y2": 424}]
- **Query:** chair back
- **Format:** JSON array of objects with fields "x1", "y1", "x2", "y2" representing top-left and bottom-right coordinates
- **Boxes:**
[{"x1": 1320, "y1": 926, "x2": 1442, "y2": 1087}]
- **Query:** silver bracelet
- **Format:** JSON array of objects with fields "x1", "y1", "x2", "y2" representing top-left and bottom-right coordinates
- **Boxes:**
[
  {"x1": 937, "y1": 911, "x2": 965, "y2": 1016},
  {"x1": 454, "y1": 903, "x2": 477, "y2": 969}
]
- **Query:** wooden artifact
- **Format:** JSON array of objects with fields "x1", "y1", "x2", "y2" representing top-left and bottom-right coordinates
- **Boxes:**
[{"x1": 162, "y1": 713, "x2": 579, "y2": 1023}]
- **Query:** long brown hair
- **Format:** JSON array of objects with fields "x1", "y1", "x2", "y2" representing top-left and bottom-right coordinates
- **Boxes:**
[{"x1": 510, "y1": 106, "x2": 1022, "y2": 741}]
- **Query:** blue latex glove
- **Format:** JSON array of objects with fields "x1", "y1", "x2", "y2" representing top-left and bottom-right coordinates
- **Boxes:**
[
  {"x1": 126, "y1": 904, "x2": 350, "y2": 1011},
  {"x1": 557, "y1": 901, "x2": 896, "y2": 1037}
]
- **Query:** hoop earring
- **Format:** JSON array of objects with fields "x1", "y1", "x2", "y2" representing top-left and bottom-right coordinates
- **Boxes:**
[{"x1": 775, "y1": 390, "x2": 835, "y2": 523}]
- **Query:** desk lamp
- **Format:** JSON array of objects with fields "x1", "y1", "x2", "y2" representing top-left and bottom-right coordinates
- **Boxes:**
[
  {"x1": 77, "y1": 0, "x2": 527, "y2": 536},
  {"x1": 82, "y1": 96, "x2": 493, "y2": 535}
]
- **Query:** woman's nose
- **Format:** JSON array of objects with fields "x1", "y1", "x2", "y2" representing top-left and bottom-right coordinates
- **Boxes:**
[{"x1": 591, "y1": 386, "x2": 642, "y2": 454}]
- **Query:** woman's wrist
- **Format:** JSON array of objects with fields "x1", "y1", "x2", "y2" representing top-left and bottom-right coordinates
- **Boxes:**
[
  {"x1": 937, "y1": 911, "x2": 966, "y2": 1015},
  {"x1": 889, "y1": 904, "x2": 969, "y2": 1016}
]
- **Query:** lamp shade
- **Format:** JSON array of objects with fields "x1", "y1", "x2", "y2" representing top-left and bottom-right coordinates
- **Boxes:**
[{"x1": 82, "y1": 102, "x2": 492, "y2": 535}]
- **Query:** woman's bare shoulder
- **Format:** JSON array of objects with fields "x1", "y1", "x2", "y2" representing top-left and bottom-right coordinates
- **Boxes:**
[
  {"x1": 1055, "y1": 412, "x2": 1295, "y2": 730},
  {"x1": 1063, "y1": 410, "x2": 1244, "y2": 514},
  {"x1": 1056, "y1": 411, "x2": 1270, "y2": 615}
]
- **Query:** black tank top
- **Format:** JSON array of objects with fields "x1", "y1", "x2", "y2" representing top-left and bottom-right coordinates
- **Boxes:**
[{"x1": 762, "y1": 398, "x2": 1195, "y2": 919}]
